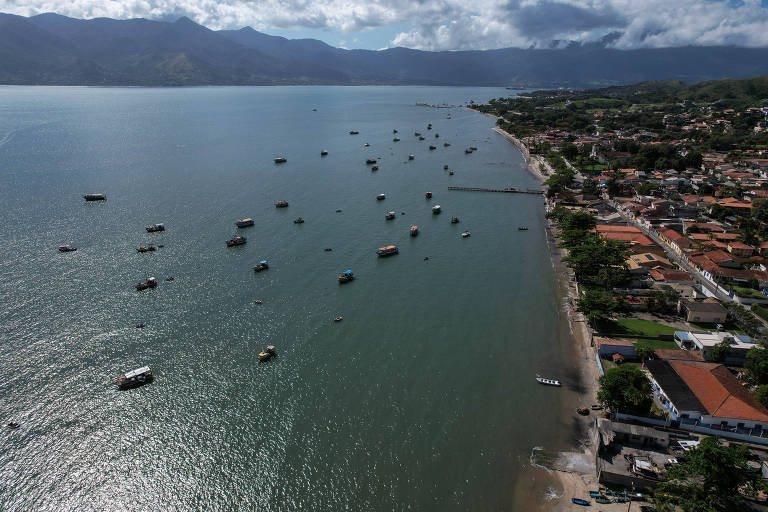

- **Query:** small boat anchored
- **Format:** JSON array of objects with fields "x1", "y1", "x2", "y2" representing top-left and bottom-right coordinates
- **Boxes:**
[
  {"x1": 137, "y1": 244, "x2": 156, "y2": 253},
  {"x1": 366, "y1": 158, "x2": 377, "y2": 164},
  {"x1": 425, "y1": 191, "x2": 433, "y2": 199},
  {"x1": 116, "y1": 366, "x2": 153, "y2": 389},
  {"x1": 338, "y1": 270, "x2": 354, "y2": 283},
  {"x1": 58, "y1": 244, "x2": 77, "y2": 252},
  {"x1": 135, "y1": 277, "x2": 158, "y2": 291},
  {"x1": 258, "y1": 345, "x2": 277, "y2": 362},
  {"x1": 385, "y1": 211, "x2": 396, "y2": 220},
  {"x1": 450, "y1": 216, "x2": 459, "y2": 224},
  {"x1": 461, "y1": 231, "x2": 471, "y2": 238},
  {"x1": 408, "y1": 155, "x2": 415, "y2": 160},
  {"x1": 275, "y1": 200, "x2": 289, "y2": 208},
  {"x1": 349, "y1": 130, "x2": 359, "y2": 135},
  {"x1": 518, "y1": 226, "x2": 529, "y2": 231},
  {"x1": 410, "y1": 225, "x2": 419, "y2": 236},
  {"x1": 226, "y1": 236, "x2": 247, "y2": 247},
  {"x1": 536, "y1": 375, "x2": 561, "y2": 386},
  {"x1": 334, "y1": 316, "x2": 343, "y2": 322},
  {"x1": 254, "y1": 260, "x2": 269, "y2": 272},
  {"x1": 376, "y1": 193, "x2": 386, "y2": 201},
  {"x1": 145, "y1": 223, "x2": 165, "y2": 233},
  {"x1": 321, "y1": 150, "x2": 328, "y2": 156},
  {"x1": 376, "y1": 245, "x2": 399, "y2": 257},
  {"x1": 83, "y1": 193, "x2": 106, "y2": 201},
  {"x1": 432, "y1": 205, "x2": 441, "y2": 214},
  {"x1": 294, "y1": 216, "x2": 305, "y2": 224},
  {"x1": 274, "y1": 156, "x2": 287, "y2": 163},
  {"x1": 236, "y1": 218, "x2": 255, "y2": 228}
]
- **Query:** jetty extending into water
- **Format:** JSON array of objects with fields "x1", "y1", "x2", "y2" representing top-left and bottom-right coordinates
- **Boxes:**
[{"x1": 448, "y1": 186, "x2": 544, "y2": 195}]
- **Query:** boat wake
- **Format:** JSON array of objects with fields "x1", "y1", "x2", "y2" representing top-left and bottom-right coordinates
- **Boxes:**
[{"x1": 0, "y1": 130, "x2": 16, "y2": 148}]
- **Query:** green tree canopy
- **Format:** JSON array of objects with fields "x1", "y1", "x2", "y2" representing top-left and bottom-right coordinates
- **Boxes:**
[
  {"x1": 635, "y1": 341, "x2": 655, "y2": 361},
  {"x1": 745, "y1": 347, "x2": 768, "y2": 384},
  {"x1": 576, "y1": 289, "x2": 615, "y2": 326},
  {"x1": 756, "y1": 385, "x2": 768, "y2": 408},
  {"x1": 597, "y1": 365, "x2": 653, "y2": 415}
]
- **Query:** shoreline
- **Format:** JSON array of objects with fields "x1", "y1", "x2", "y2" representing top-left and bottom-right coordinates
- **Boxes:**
[{"x1": 489, "y1": 113, "x2": 607, "y2": 510}]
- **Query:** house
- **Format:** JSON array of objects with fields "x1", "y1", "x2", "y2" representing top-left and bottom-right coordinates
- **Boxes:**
[
  {"x1": 703, "y1": 249, "x2": 741, "y2": 268},
  {"x1": 596, "y1": 337, "x2": 637, "y2": 359},
  {"x1": 596, "y1": 419, "x2": 671, "y2": 490},
  {"x1": 728, "y1": 241, "x2": 755, "y2": 258},
  {"x1": 627, "y1": 253, "x2": 673, "y2": 274},
  {"x1": 645, "y1": 359, "x2": 768, "y2": 430},
  {"x1": 673, "y1": 330, "x2": 754, "y2": 362},
  {"x1": 678, "y1": 299, "x2": 728, "y2": 324},
  {"x1": 648, "y1": 269, "x2": 694, "y2": 284}
]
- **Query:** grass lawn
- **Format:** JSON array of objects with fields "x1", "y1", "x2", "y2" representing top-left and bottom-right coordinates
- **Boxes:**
[
  {"x1": 688, "y1": 321, "x2": 745, "y2": 335},
  {"x1": 630, "y1": 338, "x2": 679, "y2": 350},
  {"x1": 602, "y1": 317, "x2": 678, "y2": 337},
  {"x1": 601, "y1": 358, "x2": 643, "y2": 371},
  {"x1": 729, "y1": 286, "x2": 767, "y2": 300},
  {"x1": 580, "y1": 164, "x2": 609, "y2": 172}
]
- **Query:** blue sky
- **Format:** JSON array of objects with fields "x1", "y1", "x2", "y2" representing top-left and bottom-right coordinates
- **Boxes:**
[{"x1": 2, "y1": 0, "x2": 768, "y2": 50}]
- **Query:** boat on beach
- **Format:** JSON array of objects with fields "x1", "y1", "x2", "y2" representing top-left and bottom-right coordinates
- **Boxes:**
[
  {"x1": 58, "y1": 244, "x2": 77, "y2": 252},
  {"x1": 135, "y1": 277, "x2": 158, "y2": 291},
  {"x1": 145, "y1": 223, "x2": 165, "y2": 233},
  {"x1": 226, "y1": 236, "x2": 247, "y2": 247},
  {"x1": 254, "y1": 260, "x2": 269, "y2": 272},
  {"x1": 258, "y1": 345, "x2": 277, "y2": 362},
  {"x1": 536, "y1": 375, "x2": 561, "y2": 386},
  {"x1": 116, "y1": 366, "x2": 153, "y2": 389},
  {"x1": 83, "y1": 193, "x2": 106, "y2": 201},
  {"x1": 376, "y1": 245, "x2": 398, "y2": 257},
  {"x1": 432, "y1": 205, "x2": 441, "y2": 214},
  {"x1": 385, "y1": 211, "x2": 396, "y2": 220},
  {"x1": 275, "y1": 200, "x2": 289, "y2": 208},
  {"x1": 338, "y1": 270, "x2": 354, "y2": 283},
  {"x1": 236, "y1": 218, "x2": 254, "y2": 227},
  {"x1": 410, "y1": 225, "x2": 418, "y2": 236},
  {"x1": 571, "y1": 498, "x2": 590, "y2": 506}
]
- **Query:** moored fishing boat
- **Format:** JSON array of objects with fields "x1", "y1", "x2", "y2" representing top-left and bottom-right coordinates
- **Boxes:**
[
  {"x1": 116, "y1": 366, "x2": 153, "y2": 389},
  {"x1": 83, "y1": 193, "x2": 106, "y2": 201},
  {"x1": 432, "y1": 205, "x2": 441, "y2": 214},
  {"x1": 461, "y1": 231, "x2": 471, "y2": 238},
  {"x1": 443, "y1": 142, "x2": 451, "y2": 147},
  {"x1": 450, "y1": 216, "x2": 459, "y2": 224},
  {"x1": 366, "y1": 158, "x2": 377, "y2": 164},
  {"x1": 294, "y1": 216, "x2": 304, "y2": 224},
  {"x1": 258, "y1": 345, "x2": 277, "y2": 362},
  {"x1": 376, "y1": 245, "x2": 398, "y2": 256},
  {"x1": 385, "y1": 211, "x2": 396, "y2": 220},
  {"x1": 518, "y1": 226, "x2": 528, "y2": 231},
  {"x1": 410, "y1": 225, "x2": 418, "y2": 236},
  {"x1": 349, "y1": 130, "x2": 359, "y2": 135},
  {"x1": 536, "y1": 375, "x2": 561, "y2": 386},
  {"x1": 338, "y1": 269, "x2": 354, "y2": 283},
  {"x1": 135, "y1": 277, "x2": 158, "y2": 291},
  {"x1": 236, "y1": 218, "x2": 254, "y2": 228},
  {"x1": 226, "y1": 236, "x2": 246, "y2": 247},
  {"x1": 137, "y1": 244, "x2": 156, "y2": 253},
  {"x1": 58, "y1": 244, "x2": 77, "y2": 252},
  {"x1": 275, "y1": 200, "x2": 289, "y2": 208},
  {"x1": 145, "y1": 223, "x2": 165, "y2": 233},
  {"x1": 254, "y1": 260, "x2": 269, "y2": 272},
  {"x1": 321, "y1": 150, "x2": 328, "y2": 156},
  {"x1": 371, "y1": 164, "x2": 379, "y2": 171},
  {"x1": 429, "y1": 145, "x2": 436, "y2": 150},
  {"x1": 376, "y1": 193, "x2": 386, "y2": 200},
  {"x1": 425, "y1": 191, "x2": 432, "y2": 199},
  {"x1": 465, "y1": 148, "x2": 474, "y2": 154},
  {"x1": 409, "y1": 154, "x2": 415, "y2": 160},
  {"x1": 274, "y1": 156, "x2": 287, "y2": 163},
  {"x1": 393, "y1": 137, "x2": 400, "y2": 142},
  {"x1": 449, "y1": 170, "x2": 454, "y2": 175}
]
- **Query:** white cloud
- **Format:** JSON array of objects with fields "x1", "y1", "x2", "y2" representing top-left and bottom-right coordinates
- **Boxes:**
[{"x1": 1, "y1": 0, "x2": 768, "y2": 50}]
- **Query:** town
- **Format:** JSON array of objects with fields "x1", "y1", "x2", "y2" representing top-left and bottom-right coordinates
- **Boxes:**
[{"x1": 479, "y1": 76, "x2": 768, "y2": 510}]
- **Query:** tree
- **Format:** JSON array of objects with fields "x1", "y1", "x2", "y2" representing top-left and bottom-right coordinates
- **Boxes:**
[
  {"x1": 654, "y1": 436, "x2": 765, "y2": 512},
  {"x1": 597, "y1": 365, "x2": 653, "y2": 415},
  {"x1": 576, "y1": 289, "x2": 615, "y2": 326},
  {"x1": 709, "y1": 339, "x2": 733, "y2": 363},
  {"x1": 581, "y1": 177, "x2": 599, "y2": 196},
  {"x1": 745, "y1": 347, "x2": 768, "y2": 384},
  {"x1": 635, "y1": 341, "x2": 655, "y2": 361},
  {"x1": 756, "y1": 385, "x2": 768, "y2": 408}
]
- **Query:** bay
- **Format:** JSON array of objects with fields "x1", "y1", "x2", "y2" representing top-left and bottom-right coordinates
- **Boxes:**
[{"x1": 0, "y1": 86, "x2": 574, "y2": 511}]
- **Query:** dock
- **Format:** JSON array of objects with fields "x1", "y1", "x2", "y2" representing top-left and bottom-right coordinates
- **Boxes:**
[{"x1": 448, "y1": 186, "x2": 543, "y2": 195}]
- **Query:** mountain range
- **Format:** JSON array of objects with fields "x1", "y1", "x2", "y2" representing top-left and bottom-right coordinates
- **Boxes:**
[{"x1": 2, "y1": 12, "x2": 768, "y2": 87}]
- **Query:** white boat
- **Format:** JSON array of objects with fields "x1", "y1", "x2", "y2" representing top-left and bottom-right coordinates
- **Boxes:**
[{"x1": 536, "y1": 375, "x2": 561, "y2": 386}]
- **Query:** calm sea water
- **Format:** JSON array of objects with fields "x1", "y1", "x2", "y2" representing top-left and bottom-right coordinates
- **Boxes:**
[{"x1": 0, "y1": 86, "x2": 576, "y2": 511}]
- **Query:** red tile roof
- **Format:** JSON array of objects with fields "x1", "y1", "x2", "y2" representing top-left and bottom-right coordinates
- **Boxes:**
[
  {"x1": 596, "y1": 225, "x2": 642, "y2": 233},
  {"x1": 648, "y1": 269, "x2": 694, "y2": 282},
  {"x1": 653, "y1": 349, "x2": 704, "y2": 361}
]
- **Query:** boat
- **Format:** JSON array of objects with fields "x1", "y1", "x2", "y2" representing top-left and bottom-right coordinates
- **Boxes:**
[
  {"x1": 594, "y1": 496, "x2": 611, "y2": 504},
  {"x1": 591, "y1": 404, "x2": 603, "y2": 410},
  {"x1": 393, "y1": 129, "x2": 398, "y2": 134},
  {"x1": 469, "y1": 146, "x2": 477, "y2": 151},
  {"x1": 409, "y1": 155, "x2": 415, "y2": 160},
  {"x1": 7, "y1": 422, "x2": 20, "y2": 430},
  {"x1": 334, "y1": 316, "x2": 343, "y2": 322},
  {"x1": 628, "y1": 492, "x2": 644, "y2": 501},
  {"x1": 536, "y1": 375, "x2": 561, "y2": 386},
  {"x1": 364, "y1": 143, "x2": 370, "y2": 147},
  {"x1": 136, "y1": 245, "x2": 156, "y2": 253},
  {"x1": 465, "y1": 148, "x2": 474, "y2": 154},
  {"x1": 588, "y1": 491, "x2": 601, "y2": 498},
  {"x1": 258, "y1": 345, "x2": 277, "y2": 362},
  {"x1": 349, "y1": 130, "x2": 359, "y2": 135},
  {"x1": 425, "y1": 191, "x2": 432, "y2": 199},
  {"x1": 236, "y1": 218, "x2": 255, "y2": 228},
  {"x1": 448, "y1": 171, "x2": 454, "y2": 175},
  {"x1": 294, "y1": 216, "x2": 305, "y2": 224},
  {"x1": 444, "y1": 165, "x2": 449, "y2": 170},
  {"x1": 393, "y1": 137, "x2": 400, "y2": 142},
  {"x1": 254, "y1": 260, "x2": 269, "y2": 272},
  {"x1": 338, "y1": 270, "x2": 354, "y2": 283},
  {"x1": 165, "y1": 277, "x2": 174, "y2": 281},
  {"x1": 376, "y1": 193, "x2": 386, "y2": 201},
  {"x1": 461, "y1": 231, "x2": 471, "y2": 238},
  {"x1": 429, "y1": 145, "x2": 436, "y2": 150},
  {"x1": 410, "y1": 225, "x2": 419, "y2": 236},
  {"x1": 450, "y1": 216, "x2": 459, "y2": 224},
  {"x1": 443, "y1": 142, "x2": 451, "y2": 147},
  {"x1": 577, "y1": 408, "x2": 590, "y2": 416},
  {"x1": 385, "y1": 211, "x2": 396, "y2": 220},
  {"x1": 376, "y1": 245, "x2": 399, "y2": 257},
  {"x1": 116, "y1": 366, "x2": 153, "y2": 389},
  {"x1": 427, "y1": 124, "x2": 432, "y2": 130},
  {"x1": 366, "y1": 158, "x2": 377, "y2": 164},
  {"x1": 58, "y1": 245, "x2": 77, "y2": 252},
  {"x1": 432, "y1": 205, "x2": 441, "y2": 214},
  {"x1": 135, "y1": 277, "x2": 158, "y2": 291},
  {"x1": 571, "y1": 498, "x2": 591, "y2": 506},
  {"x1": 414, "y1": 132, "x2": 421, "y2": 137},
  {"x1": 518, "y1": 227, "x2": 528, "y2": 231},
  {"x1": 83, "y1": 193, "x2": 106, "y2": 201},
  {"x1": 274, "y1": 156, "x2": 287, "y2": 163},
  {"x1": 418, "y1": 136, "x2": 425, "y2": 140},
  {"x1": 136, "y1": 323, "x2": 145, "y2": 328},
  {"x1": 145, "y1": 223, "x2": 165, "y2": 233},
  {"x1": 275, "y1": 200, "x2": 289, "y2": 208},
  {"x1": 371, "y1": 164, "x2": 379, "y2": 171},
  {"x1": 324, "y1": 248, "x2": 333, "y2": 252},
  {"x1": 321, "y1": 150, "x2": 328, "y2": 156},
  {"x1": 226, "y1": 236, "x2": 247, "y2": 247},
  {"x1": 435, "y1": 133, "x2": 439, "y2": 138}
]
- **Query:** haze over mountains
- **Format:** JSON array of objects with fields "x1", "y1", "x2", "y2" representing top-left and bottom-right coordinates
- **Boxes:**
[{"x1": 2, "y1": 12, "x2": 768, "y2": 87}]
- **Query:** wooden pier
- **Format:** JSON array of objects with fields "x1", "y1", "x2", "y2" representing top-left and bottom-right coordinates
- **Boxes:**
[{"x1": 448, "y1": 186, "x2": 543, "y2": 195}]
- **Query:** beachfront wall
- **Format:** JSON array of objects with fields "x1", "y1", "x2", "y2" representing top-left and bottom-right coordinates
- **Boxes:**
[{"x1": 598, "y1": 469, "x2": 658, "y2": 491}]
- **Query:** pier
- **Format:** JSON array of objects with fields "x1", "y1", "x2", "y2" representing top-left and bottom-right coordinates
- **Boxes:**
[{"x1": 448, "y1": 186, "x2": 544, "y2": 195}]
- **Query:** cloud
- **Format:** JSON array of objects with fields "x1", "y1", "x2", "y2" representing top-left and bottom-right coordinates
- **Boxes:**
[{"x1": 1, "y1": 0, "x2": 768, "y2": 50}]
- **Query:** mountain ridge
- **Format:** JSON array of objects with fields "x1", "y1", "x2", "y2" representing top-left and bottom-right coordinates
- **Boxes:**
[{"x1": 2, "y1": 12, "x2": 768, "y2": 87}]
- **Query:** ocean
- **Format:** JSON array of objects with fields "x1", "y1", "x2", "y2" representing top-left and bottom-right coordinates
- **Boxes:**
[{"x1": 0, "y1": 86, "x2": 578, "y2": 511}]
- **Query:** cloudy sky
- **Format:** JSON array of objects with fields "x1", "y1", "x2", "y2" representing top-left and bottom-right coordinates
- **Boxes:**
[{"x1": 3, "y1": 0, "x2": 768, "y2": 51}]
